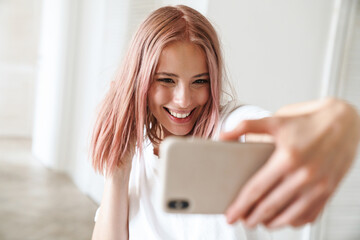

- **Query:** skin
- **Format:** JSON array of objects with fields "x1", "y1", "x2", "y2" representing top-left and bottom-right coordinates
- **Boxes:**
[
  {"x1": 92, "y1": 40, "x2": 210, "y2": 240},
  {"x1": 221, "y1": 98, "x2": 360, "y2": 229},
  {"x1": 93, "y1": 42, "x2": 360, "y2": 240},
  {"x1": 92, "y1": 161, "x2": 131, "y2": 240},
  {"x1": 148, "y1": 41, "x2": 210, "y2": 149}
]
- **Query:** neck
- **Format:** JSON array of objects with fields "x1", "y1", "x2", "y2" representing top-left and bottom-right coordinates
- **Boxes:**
[
  {"x1": 152, "y1": 125, "x2": 171, "y2": 157},
  {"x1": 153, "y1": 146, "x2": 159, "y2": 157}
]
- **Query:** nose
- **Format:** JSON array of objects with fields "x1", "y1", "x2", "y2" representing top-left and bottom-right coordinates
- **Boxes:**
[{"x1": 173, "y1": 83, "x2": 191, "y2": 108}]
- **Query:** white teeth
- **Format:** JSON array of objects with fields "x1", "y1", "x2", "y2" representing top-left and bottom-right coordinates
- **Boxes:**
[{"x1": 168, "y1": 109, "x2": 191, "y2": 119}]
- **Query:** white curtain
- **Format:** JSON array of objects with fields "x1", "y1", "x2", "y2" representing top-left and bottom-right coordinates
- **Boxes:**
[{"x1": 321, "y1": 1, "x2": 360, "y2": 239}]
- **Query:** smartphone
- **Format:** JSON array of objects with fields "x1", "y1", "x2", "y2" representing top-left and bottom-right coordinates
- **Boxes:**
[{"x1": 159, "y1": 136, "x2": 275, "y2": 214}]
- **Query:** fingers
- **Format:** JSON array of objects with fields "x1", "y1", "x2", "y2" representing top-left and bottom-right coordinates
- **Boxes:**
[
  {"x1": 225, "y1": 149, "x2": 289, "y2": 224},
  {"x1": 275, "y1": 98, "x2": 333, "y2": 116},
  {"x1": 220, "y1": 117, "x2": 276, "y2": 141},
  {"x1": 225, "y1": 146, "x2": 331, "y2": 228},
  {"x1": 265, "y1": 179, "x2": 331, "y2": 229},
  {"x1": 289, "y1": 198, "x2": 327, "y2": 227},
  {"x1": 244, "y1": 165, "x2": 315, "y2": 228}
]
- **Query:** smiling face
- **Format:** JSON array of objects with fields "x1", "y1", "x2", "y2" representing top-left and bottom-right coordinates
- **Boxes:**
[{"x1": 148, "y1": 41, "x2": 210, "y2": 138}]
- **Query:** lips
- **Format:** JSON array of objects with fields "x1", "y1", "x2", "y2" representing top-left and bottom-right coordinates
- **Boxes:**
[{"x1": 164, "y1": 107, "x2": 195, "y2": 120}]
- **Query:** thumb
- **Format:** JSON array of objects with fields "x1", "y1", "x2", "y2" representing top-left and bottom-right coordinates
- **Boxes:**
[{"x1": 219, "y1": 117, "x2": 274, "y2": 141}]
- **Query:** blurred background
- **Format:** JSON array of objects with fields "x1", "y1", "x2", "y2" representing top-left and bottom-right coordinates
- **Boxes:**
[{"x1": 0, "y1": 0, "x2": 359, "y2": 239}]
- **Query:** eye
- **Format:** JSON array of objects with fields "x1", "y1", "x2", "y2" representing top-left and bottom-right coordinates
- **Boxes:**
[
  {"x1": 157, "y1": 78, "x2": 175, "y2": 84},
  {"x1": 193, "y1": 79, "x2": 209, "y2": 84}
]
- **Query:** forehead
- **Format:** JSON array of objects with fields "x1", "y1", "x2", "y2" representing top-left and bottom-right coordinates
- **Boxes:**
[{"x1": 156, "y1": 41, "x2": 208, "y2": 76}]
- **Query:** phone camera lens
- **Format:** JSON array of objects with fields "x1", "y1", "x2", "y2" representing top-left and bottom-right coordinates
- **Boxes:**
[{"x1": 168, "y1": 200, "x2": 189, "y2": 210}]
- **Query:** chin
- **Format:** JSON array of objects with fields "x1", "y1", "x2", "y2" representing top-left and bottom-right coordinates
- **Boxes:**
[
  {"x1": 169, "y1": 130, "x2": 191, "y2": 136},
  {"x1": 165, "y1": 126, "x2": 193, "y2": 137}
]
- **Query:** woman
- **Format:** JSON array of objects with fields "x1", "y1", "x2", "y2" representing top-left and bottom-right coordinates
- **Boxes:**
[
  {"x1": 91, "y1": 5, "x2": 272, "y2": 240},
  {"x1": 91, "y1": 4, "x2": 360, "y2": 240}
]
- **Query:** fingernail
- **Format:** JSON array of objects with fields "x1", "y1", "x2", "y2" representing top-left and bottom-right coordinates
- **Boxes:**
[
  {"x1": 267, "y1": 220, "x2": 282, "y2": 229},
  {"x1": 226, "y1": 217, "x2": 234, "y2": 224},
  {"x1": 245, "y1": 217, "x2": 258, "y2": 228}
]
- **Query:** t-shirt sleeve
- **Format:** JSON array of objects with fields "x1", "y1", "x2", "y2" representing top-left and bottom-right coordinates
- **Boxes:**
[{"x1": 221, "y1": 105, "x2": 272, "y2": 141}]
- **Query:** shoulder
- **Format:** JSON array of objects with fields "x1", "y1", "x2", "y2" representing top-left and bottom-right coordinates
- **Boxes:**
[{"x1": 221, "y1": 102, "x2": 272, "y2": 133}]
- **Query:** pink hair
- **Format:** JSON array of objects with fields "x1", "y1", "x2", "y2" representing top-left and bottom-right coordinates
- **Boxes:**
[{"x1": 91, "y1": 5, "x2": 224, "y2": 175}]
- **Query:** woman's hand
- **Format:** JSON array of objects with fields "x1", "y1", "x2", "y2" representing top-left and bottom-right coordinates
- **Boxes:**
[{"x1": 220, "y1": 98, "x2": 360, "y2": 229}]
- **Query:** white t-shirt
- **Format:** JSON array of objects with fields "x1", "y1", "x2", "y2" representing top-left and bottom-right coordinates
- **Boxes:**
[{"x1": 96, "y1": 104, "x2": 275, "y2": 240}]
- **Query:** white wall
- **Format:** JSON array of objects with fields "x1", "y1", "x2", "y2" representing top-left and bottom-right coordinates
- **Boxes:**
[
  {"x1": 32, "y1": 1, "x2": 340, "y2": 239},
  {"x1": 0, "y1": 0, "x2": 41, "y2": 137},
  {"x1": 57, "y1": 0, "x2": 108, "y2": 203},
  {"x1": 32, "y1": 0, "x2": 76, "y2": 169},
  {"x1": 32, "y1": 0, "x2": 159, "y2": 203},
  {"x1": 207, "y1": 0, "x2": 334, "y2": 112},
  {"x1": 206, "y1": 2, "x2": 336, "y2": 239}
]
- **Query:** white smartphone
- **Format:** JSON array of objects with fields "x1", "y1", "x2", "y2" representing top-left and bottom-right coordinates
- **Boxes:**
[{"x1": 159, "y1": 137, "x2": 275, "y2": 214}]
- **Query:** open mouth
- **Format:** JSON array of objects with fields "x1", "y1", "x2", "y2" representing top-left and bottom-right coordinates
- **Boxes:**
[{"x1": 164, "y1": 107, "x2": 195, "y2": 119}]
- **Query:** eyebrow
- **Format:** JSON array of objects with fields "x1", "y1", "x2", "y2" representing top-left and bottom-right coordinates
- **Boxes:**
[{"x1": 155, "y1": 72, "x2": 209, "y2": 78}]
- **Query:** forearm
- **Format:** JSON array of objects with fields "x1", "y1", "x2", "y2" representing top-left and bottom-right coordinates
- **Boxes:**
[{"x1": 92, "y1": 165, "x2": 131, "y2": 240}]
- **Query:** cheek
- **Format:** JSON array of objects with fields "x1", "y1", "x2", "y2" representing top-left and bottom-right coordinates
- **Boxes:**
[
  {"x1": 148, "y1": 85, "x2": 172, "y2": 110},
  {"x1": 197, "y1": 87, "x2": 210, "y2": 106}
]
